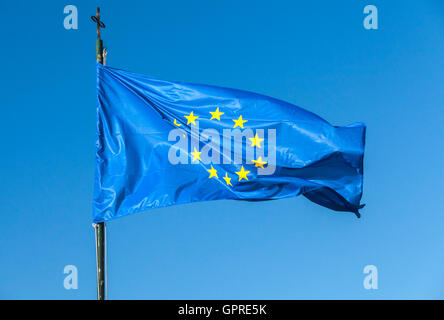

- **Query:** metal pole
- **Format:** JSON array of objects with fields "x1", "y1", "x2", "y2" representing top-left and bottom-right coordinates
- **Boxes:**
[
  {"x1": 92, "y1": 7, "x2": 106, "y2": 301},
  {"x1": 94, "y1": 223, "x2": 106, "y2": 300}
]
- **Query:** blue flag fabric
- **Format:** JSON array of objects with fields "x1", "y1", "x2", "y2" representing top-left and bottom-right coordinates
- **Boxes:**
[{"x1": 94, "y1": 63, "x2": 365, "y2": 222}]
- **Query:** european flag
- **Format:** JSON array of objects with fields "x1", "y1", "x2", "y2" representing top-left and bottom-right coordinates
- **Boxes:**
[{"x1": 94, "y1": 63, "x2": 365, "y2": 222}]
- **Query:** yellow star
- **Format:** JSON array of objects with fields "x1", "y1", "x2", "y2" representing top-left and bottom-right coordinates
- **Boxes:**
[
  {"x1": 207, "y1": 165, "x2": 218, "y2": 179},
  {"x1": 173, "y1": 119, "x2": 182, "y2": 127},
  {"x1": 223, "y1": 172, "x2": 232, "y2": 186},
  {"x1": 232, "y1": 115, "x2": 247, "y2": 128},
  {"x1": 184, "y1": 111, "x2": 199, "y2": 125},
  {"x1": 209, "y1": 107, "x2": 224, "y2": 121},
  {"x1": 252, "y1": 157, "x2": 267, "y2": 169},
  {"x1": 249, "y1": 133, "x2": 264, "y2": 148},
  {"x1": 235, "y1": 166, "x2": 250, "y2": 181},
  {"x1": 190, "y1": 147, "x2": 201, "y2": 162}
]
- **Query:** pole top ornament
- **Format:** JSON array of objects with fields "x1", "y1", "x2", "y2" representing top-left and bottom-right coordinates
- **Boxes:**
[{"x1": 91, "y1": 7, "x2": 105, "y2": 39}]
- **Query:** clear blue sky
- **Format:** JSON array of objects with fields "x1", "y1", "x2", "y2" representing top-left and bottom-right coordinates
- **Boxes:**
[{"x1": 0, "y1": 0, "x2": 443, "y2": 299}]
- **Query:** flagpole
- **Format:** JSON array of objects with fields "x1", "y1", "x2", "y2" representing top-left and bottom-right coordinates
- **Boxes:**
[
  {"x1": 92, "y1": 7, "x2": 106, "y2": 301},
  {"x1": 94, "y1": 222, "x2": 106, "y2": 300}
]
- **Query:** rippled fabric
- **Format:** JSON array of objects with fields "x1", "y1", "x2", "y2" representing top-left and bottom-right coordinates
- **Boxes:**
[{"x1": 93, "y1": 63, "x2": 365, "y2": 222}]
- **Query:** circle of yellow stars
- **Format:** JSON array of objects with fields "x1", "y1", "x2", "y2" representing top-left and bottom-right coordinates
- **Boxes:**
[{"x1": 172, "y1": 107, "x2": 268, "y2": 187}]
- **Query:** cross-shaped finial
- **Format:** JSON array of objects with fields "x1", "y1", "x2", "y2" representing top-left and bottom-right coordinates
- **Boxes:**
[{"x1": 91, "y1": 7, "x2": 106, "y2": 40}]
